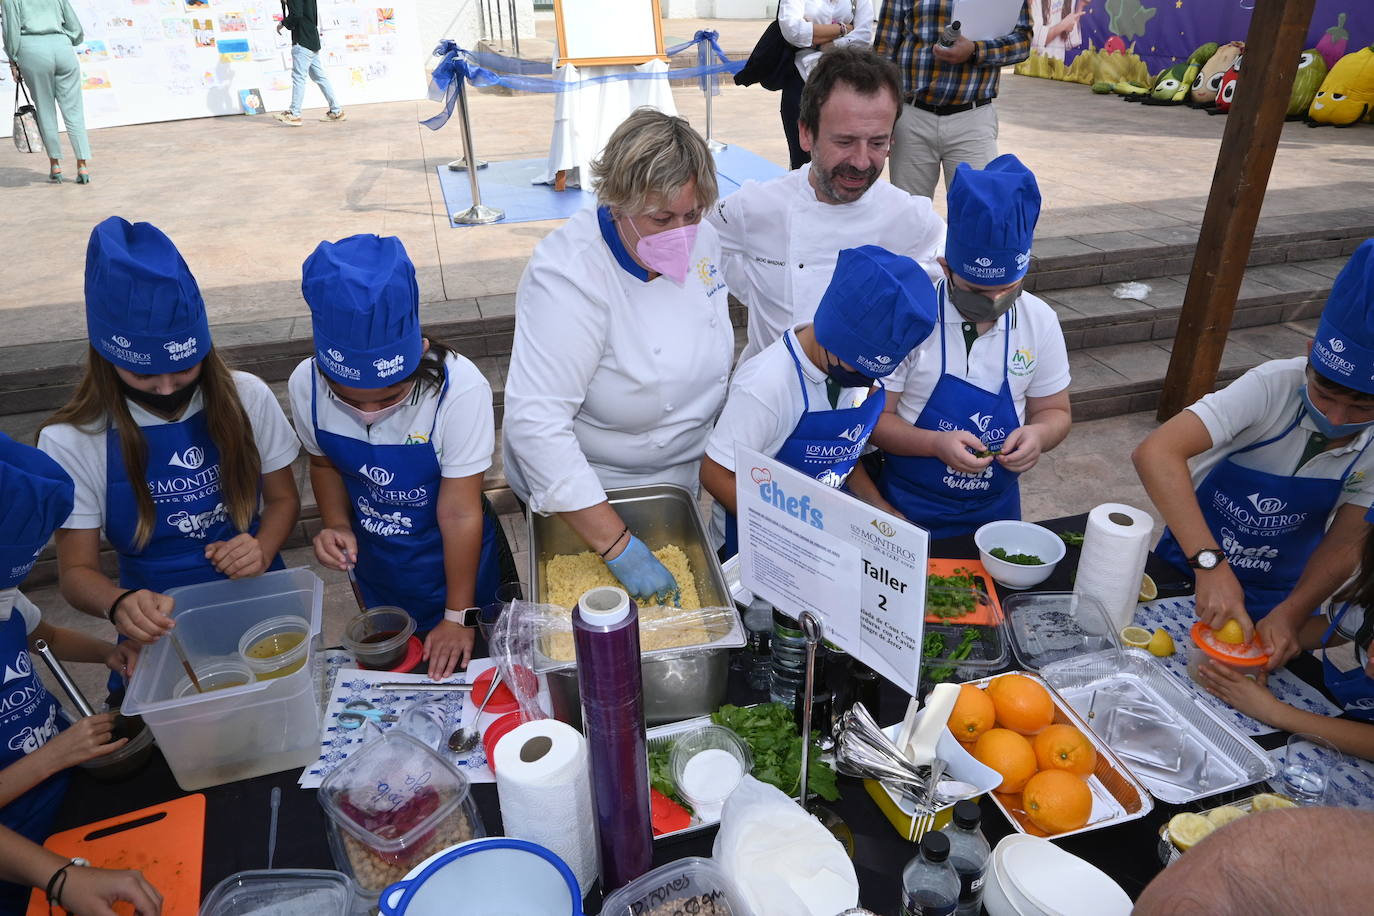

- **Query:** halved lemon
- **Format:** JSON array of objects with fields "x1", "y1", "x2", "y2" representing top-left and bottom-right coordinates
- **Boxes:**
[
  {"x1": 1216, "y1": 619, "x2": 1246, "y2": 645},
  {"x1": 1147, "y1": 628, "x2": 1176, "y2": 658},
  {"x1": 1167, "y1": 812, "x2": 1216, "y2": 851},
  {"x1": 1120, "y1": 626, "x2": 1152, "y2": 649},
  {"x1": 1249, "y1": 792, "x2": 1298, "y2": 811},
  {"x1": 1206, "y1": 805, "x2": 1247, "y2": 828},
  {"x1": 1138, "y1": 573, "x2": 1158, "y2": 602}
]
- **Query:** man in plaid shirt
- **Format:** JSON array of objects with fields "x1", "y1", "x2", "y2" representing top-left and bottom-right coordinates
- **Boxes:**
[{"x1": 874, "y1": 0, "x2": 1031, "y2": 198}]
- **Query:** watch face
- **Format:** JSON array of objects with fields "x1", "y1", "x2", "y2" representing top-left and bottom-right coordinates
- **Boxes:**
[{"x1": 1198, "y1": 550, "x2": 1219, "y2": 569}]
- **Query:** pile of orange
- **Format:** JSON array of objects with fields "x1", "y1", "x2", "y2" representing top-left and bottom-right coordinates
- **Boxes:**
[{"x1": 947, "y1": 676, "x2": 1096, "y2": 836}]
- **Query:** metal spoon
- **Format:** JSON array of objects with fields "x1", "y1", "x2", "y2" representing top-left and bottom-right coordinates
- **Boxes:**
[{"x1": 448, "y1": 668, "x2": 503, "y2": 754}]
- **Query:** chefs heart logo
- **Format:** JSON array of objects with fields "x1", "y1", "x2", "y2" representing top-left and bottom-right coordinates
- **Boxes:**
[
  {"x1": 360, "y1": 464, "x2": 396, "y2": 487},
  {"x1": 1247, "y1": 493, "x2": 1287, "y2": 515},
  {"x1": 750, "y1": 467, "x2": 772, "y2": 485},
  {"x1": 168, "y1": 446, "x2": 206, "y2": 470}
]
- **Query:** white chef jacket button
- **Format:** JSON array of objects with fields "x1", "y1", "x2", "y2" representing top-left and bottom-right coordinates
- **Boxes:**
[
  {"x1": 653, "y1": 346, "x2": 662, "y2": 355},
  {"x1": 718, "y1": 375, "x2": 727, "y2": 383},
  {"x1": 665, "y1": 403, "x2": 674, "y2": 411},
  {"x1": 709, "y1": 319, "x2": 717, "y2": 327}
]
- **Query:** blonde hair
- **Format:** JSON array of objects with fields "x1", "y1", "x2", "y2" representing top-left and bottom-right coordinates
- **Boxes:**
[{"x1": 590, "y1": 107, "x2": 718, "y2": 215}]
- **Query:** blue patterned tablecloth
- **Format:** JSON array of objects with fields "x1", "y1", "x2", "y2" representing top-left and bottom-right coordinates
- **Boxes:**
[{"x1": 1267, "y1": 745, "x2": 1374, "y2": 809}]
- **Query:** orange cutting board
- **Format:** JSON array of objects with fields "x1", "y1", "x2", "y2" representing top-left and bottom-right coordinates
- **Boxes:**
[
  {"x1": 926, "y1": 558, "x2": 1003, "y2": 625},
  {"x1": 27, "y1": 794, "x2": 205, "y2": 916}
]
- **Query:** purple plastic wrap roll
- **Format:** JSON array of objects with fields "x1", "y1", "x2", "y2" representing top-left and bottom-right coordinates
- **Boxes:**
[{"x1": 573, "y1": 586, "x2": 653, "y2": 892}]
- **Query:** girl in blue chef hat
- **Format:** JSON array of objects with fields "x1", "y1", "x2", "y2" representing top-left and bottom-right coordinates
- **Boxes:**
[
  {"x1": 0, "y1": 432, "x2": 161, "y2": 914},
  {"x1": 36, "y1": 218, "x2": 301, "y2": 683},
  {"x1": 289, "y1": 234, "x2": 514, "y2": 679}
]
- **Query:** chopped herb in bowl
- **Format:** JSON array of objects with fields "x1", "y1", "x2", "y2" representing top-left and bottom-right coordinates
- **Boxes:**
[{"x1": 989, "y1": 547, "x2": 1044, "y2": 566}]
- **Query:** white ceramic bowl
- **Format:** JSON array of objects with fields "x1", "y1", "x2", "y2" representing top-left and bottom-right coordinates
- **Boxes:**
[
  {"x1": 991, "y1": 835, "x2": 1046, "y2": 915},
  {"x1": 1001, "y1": 836, "x2": 1132, "y2": 916},
  {"x1": 981, "y1": 859, "x2": 1027, "y2": 916},
  {"x1": 974, "y1": 521, "x2": 1066, "y2": 589}
]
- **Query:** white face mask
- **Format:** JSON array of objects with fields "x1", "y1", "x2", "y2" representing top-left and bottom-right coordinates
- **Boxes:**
[
  {"x1": 334, "y1": 384, "x2": 413, "y2": 426},
  {"x1": 0, "y1": 588, "x2": 17, "y2": 618}
]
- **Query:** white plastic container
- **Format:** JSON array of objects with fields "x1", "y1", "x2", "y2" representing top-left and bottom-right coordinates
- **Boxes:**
[
  {"x1": 600, "y1": 857, "x2": 752, "y2": 916},
  {"x1": 379, "y1": 838, "x2": 581, "y2": 916},
  {"x1": 122, "y1": 568, "x2": 324, "y2": 791},
  {"x1": 238, "y1": 614, "x2": 310, "y2": 680}
]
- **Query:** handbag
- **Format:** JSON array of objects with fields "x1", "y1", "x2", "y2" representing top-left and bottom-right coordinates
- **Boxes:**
[
  {"x1": 733, "y1": 19, "x2": 804, "y2": 92},
  {"x1": 12, "y1": 76, "x2": 42, "y2": 154}
]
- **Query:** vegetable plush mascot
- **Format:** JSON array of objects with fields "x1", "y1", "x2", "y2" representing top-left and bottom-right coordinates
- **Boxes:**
[{"x1": 1307, "y1": 44, "x2": 1374, "y2": 126}]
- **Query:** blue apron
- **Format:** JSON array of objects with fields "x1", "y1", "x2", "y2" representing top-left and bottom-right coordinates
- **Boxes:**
[
  {"x1": 1156, "y1": 411, "x2": 1368, "y2": 621},
  {"x1": 311, "y1": 363, "x2": 501, "y2": 632},
  {"x1": 877, "y1": 290, "x2": 1022, "y2": 540},
  {"x1": 1320, "y1": 603, "x2": 1374, "y2": 722},
  {"x1": 0, "y1": 611, "x2": 70, "y2": 911},
  {"x1": 105, "y1": 409, "x2": 282, "y2": 691},
  {"x1": 722, "y1": 333, "x2": 887, "y2": 557}
]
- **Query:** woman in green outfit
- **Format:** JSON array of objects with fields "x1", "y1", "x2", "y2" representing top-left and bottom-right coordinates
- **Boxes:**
[{"x1": 2, "y1": 0, "x2": 91, "y2": 183}]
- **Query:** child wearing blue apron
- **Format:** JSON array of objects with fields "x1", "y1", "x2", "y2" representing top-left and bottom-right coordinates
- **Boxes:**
[
  {"x1": 37, "y1": 217, "x2": 302, "y2": 694},
  {"x1": 293, "y1": 235, "x2": 512, "y2": 679},
  {"x1": 0, "y1": 434, "x2": 148, "y2": 912},
  {"x1": 874, "y1": 156, "x2": 1072, "y2": 540},
  {"x1": 700, "y1": 246, "x2": 938, "y2": 557},
  {"x1": 1137, "y1": 241, "x2": 1374, "y2": 645}
]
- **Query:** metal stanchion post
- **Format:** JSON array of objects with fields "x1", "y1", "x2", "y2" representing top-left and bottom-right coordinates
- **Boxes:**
[
  {"x1": 704, "y1": 82, "x2": 726, "y2": 154},
  {"x1": 508, "y1": 0, "x2": 520, "y2": 59},
  {"x1": 796, "y1": 612, "x2": 854, "y2": 854},
  {"x1": 450, "y1": 77, "x2": 504, "y2": 225}
]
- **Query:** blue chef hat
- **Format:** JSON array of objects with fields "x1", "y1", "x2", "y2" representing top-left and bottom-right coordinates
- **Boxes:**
[
  {"x1": 813, "y1": 246, "x2": 938, "y2": 378},
  {"x1": 0, "y1": 433, "x2": 74, "y2": 590},
  {"x1": 303, "y1": 235, "x2": 422, "y2": 389},
  {"x1": 945, "y1": 154, "x2": 1042, "y2": 287},
  {"x1": 1311, "y1": 240, "x2": 1374, "y2": 395},
  {"x1": 85, "y1": 217, "x2": 212, "y2": 374}
]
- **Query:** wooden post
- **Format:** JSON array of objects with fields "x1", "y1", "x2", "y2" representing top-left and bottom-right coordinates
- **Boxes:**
[{"x1": 1156, "y1": 0, "x2": 1318, "y2": 420}]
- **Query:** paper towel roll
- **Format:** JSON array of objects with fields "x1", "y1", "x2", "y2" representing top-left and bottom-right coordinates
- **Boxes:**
[
  {"x1": 1073, "y1": 503, "x2": 1154, "y2": 633},
  {"x1": 494, "y1": 719, "x2": 599, "y2": 894}
]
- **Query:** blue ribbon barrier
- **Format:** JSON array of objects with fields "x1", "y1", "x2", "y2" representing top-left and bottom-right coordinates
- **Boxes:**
[{"x1": 422, "y1": 32, "x2": 744, "y2": 131}]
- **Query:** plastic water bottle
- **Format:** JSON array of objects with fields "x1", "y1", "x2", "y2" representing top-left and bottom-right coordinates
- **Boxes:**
[
  {"x1": 941, "y1": 800, "x2": 991, "y2": 916},
  {"x1": 743, "y1": 597, "x2": 773, "y2": 691},
  {"x1": 769, "y1": 609, "x2": 807, "y2": 707},
  {"x1": 901, "y1": 831, "x2": 960, "y2": 916},
  {"x1": 939, "y1": 20, "x2": 962, "y2": 47}
]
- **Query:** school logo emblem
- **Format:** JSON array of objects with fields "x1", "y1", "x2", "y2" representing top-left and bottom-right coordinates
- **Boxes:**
[
  {"x1": 837, "y1": 423, "x2": 865, "y2": 443},
  {"x1": 112, "y1": 335, "x2": 132, "y2": 348},
  {"x1": 360, "y1": 464, "x2": 395, "y2": 487},
  {"x1": 974, "y1": 257, "x2": 993, "y2": 267},
  {"x1": 1009, "y1": 348, "x2": 1036, "y2": 377},
  {"x1": 169, "y1": 447, "x2": 206, "y2": 470},
  {"x1": 969, "y1": 412, "x2": 993, "y2": 434},
  {"x1": 1330, "y1": 338, "x2": 1347, "y2": 353},
  {"x1": 1247, "y1": 493, "x2": 1287, "y2": 515}
]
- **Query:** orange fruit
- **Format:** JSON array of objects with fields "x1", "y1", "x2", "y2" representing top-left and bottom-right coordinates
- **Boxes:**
[
  {"x1": 986, "y1": 674, "x2": 1056, "y2": 736},
  {"x1": 1033, "y1": 724, "x2": 1097, "y2": 778},
  {"x1": 947, "y1": 685, "x2": 997, "y2": 743},
  {"x1": 1022, "y1": 769, "x2": 1093, "y2": 835},
  {"x1": 972, "y1": 728, "x2": 1038, "y2": 794}
]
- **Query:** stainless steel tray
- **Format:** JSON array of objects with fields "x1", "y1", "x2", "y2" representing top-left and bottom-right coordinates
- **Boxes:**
[
  {"x1": 1040, "y1": 649, "x2": 1276, "y2": 805},
  {"x1": 967, "y1": 672, "x2": 1154, "y2": 840}
]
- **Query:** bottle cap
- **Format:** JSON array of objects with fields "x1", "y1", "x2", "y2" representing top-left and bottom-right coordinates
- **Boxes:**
[
  {"x1": 953, "y1": 798, "x2": 982, "y2": 829},
  {"x1": 921, "y1": 830, "x2": 951, "y2": 863},
  {"x1": 577, "y1": 586, "x2": 632, "y2": 625}
]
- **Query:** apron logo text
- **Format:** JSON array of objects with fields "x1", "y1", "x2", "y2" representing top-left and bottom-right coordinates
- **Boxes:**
[
  {"x1": 1212, "y1": 490, "x2": 1310, "y2": 531},
  {"x1": 166, "y1": 502, "x2": 229, "y2": 538},
  {"x1": 356, "y1": 497, "x2": 414, "y2": 537}
]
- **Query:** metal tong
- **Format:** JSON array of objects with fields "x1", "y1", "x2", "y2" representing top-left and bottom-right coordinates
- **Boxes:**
[{"x1": 32, "y1": 640, "x2": 97, "y2": 717}]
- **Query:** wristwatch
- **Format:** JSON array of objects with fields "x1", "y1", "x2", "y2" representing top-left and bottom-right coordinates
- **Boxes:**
[
  {"x1": 443, "y1": 607, "x2": 480, "y2": 627},
  {"x1": 1188, "y1": 548, "x2": 1226, "y2": 571}
]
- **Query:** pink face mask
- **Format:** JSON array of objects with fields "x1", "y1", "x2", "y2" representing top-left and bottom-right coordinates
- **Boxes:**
[
  {"x1": 627, "y1": 219, "x2": 698, "y2": 284},
  {"x1": 334, "y1": 384, "x2": 412, "y2": 426}
]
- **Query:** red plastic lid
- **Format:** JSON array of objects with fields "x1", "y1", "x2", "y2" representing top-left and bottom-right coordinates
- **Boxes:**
[
  {"x1": 470, "y1": 665, "x2": 537, "y2": 714},
  {"x1": 1190, "y1": 622, "x2": 1269, "y2": 668},
  {"x1": 387, "y1": 636, "x2": 425, "y2": 674},
  {"x1": 482, "y1": 712, "x2": 528, "y2": 771}
]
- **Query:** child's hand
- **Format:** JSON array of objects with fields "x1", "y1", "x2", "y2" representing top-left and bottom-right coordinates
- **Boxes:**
[
  {"x1": 105, "y1": 642, "x2": 141, "y2": 679},
  {"x1": 43, "y1": 713, "x2": 127, "y2": 771},
  {"x1": 1194, "y1": 659, "x2": 1281, "y2": 720},
  {"x1": 204, "y1": 533, "x2": 268, "y2": 578}
]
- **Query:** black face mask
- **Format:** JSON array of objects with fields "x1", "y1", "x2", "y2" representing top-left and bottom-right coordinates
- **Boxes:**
[
  {"x1": 824, "y1": 355, "x2": 875, "y2": 389},
  {"x1": 948, "y1": 280, "x2": 1021, "y2": 323},
  {"x1": 118, "y1": 376, "x2": 201, "y2": 415}
]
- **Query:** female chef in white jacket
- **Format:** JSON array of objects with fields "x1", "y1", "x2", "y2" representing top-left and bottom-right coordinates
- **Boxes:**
[{"x1": 503, "y1": 108, "x2": 735, "y2": 603}]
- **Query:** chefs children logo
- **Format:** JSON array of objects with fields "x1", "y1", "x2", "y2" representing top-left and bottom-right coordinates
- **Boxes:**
[
  {"x1": 7, "y1": 704, "x2": 59, "y2": 756},
  {"x1": 356, "y1": 497, "x2": 413, "y2": 536},
  {"x1": 167, "y1": 502, "x2": 229, "y2": 538},
  {"x1": 696, "y1": 259, "x2": 726, "y2": 297},
  {"x1": 164, "y1": 336, "x2": 199, "y2": 361},
  {"x1": 374, "y1": 354, "x2": 406, "y2": 378},
  {"x1": 751, "y1": 465, "x2": 824, "y2": 529},
  {"x1": 169, "y1": 446, "x2": 206, "y2": 470}
]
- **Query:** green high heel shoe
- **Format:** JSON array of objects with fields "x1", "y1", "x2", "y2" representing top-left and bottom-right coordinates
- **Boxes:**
[
  {"x1": 76, "y1": 167, "x2": 90, "y2": 184},
  {"x1": 49, "y1": 165, "x2": 62, "y2": 183}
]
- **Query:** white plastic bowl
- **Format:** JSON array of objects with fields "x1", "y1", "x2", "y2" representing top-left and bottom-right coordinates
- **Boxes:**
[
  {"x1": 974, "y1": 521, "x2": 1066, "y2": 589},
  {"x1": 982, "y1": 860, "x2": 1027, "y2": 916},
  {"x1": 1001, "y1": 836, "x2": 1132, "y2": 916},
  {"x1": 379, "y1": 838, "x2": 580, "y2": 916},
  {"x1": 990, "y1": 835, "x2": 1045, "y2": 915}
]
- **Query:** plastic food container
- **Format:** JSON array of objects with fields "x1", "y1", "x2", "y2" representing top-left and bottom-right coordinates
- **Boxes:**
[
  {"x1": 238, "y1": 614, "x2": 310, "y2": 680},
  {"x1": 320, "y1": 731, "x2": 484, "y2": 899},
  {"x1": 122, "y1": 568, "x2": 324, "y2": 791},
  {"x1": 920, "y1": 589, "x2": 1008, "y2": 691},
  {"x1": 198, "y1": 868, "x2": 351, "y2": 916},
  {"x1": 600, "y1": 856, "x2": 752, "y2": 916},
  {"x1": 669, "y1": 725, "x2": 752, "y2": 820},
  {"x1": 379, "y1": 838, "x2": 582, "y2": 916},
  {"x1": 973, "y1": 520, "x2": 1066, "y2": 589},
  {"x1": 172, "y1": 656, "x2": 254, "y2": 699},
  {"x1": 1003, "y1": 591, "x2": 1118, "y2": 671},
  {"x1": 1188, "y1": 622, "x2": 1269, "y2": 683},
  {"x1": 482, "y1": 712, "x2": 528, "y2": 771},
  {"x1": 343, "y1": 607, "x2": 417, "y2": 670}
]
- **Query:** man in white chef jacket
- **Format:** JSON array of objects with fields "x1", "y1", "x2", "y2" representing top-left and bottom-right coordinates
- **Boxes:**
[{"x1": 708, "y1": 45, "x2": 946, "y2": 366}]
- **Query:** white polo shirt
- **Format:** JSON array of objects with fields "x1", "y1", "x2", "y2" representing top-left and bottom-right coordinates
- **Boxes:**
[
  {"x1": 885, "y1": 290, "x2": 1071, "y2": 425},
  {"x1": 503, "y1": 206, "x2": 735, "y2": 514},
  {"x1": 38, "y1": 371, "x2": 300, "y2": 530},
  {"x1": 709, "y1": 166, "x2": 946, "y2": 365},
  {"x1": 288, "y1": 352, "x2": 494, "y2": 480},
  {"x1": 0, "y1": 592, "x2": 41, "y2": 633},
  {"x1": 1186, "y1": 357, "x2": 1374, "y2": 509},
  {"x1": 705, "y1": 325, "x2": 872, "y2": 544}
]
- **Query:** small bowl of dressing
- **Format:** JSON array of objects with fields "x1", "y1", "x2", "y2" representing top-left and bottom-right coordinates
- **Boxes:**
[{"x1": 238, "y1": 615, "x2": 311, "y2": 680}]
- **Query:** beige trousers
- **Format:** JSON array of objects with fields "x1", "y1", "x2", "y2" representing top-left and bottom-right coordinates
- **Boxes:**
[{"x1": 888, "y1": 101, "x2": 999, "y2": 199}]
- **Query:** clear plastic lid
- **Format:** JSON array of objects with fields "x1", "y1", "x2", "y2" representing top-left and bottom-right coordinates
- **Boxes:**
[
  {"x1": 600, "y1": 856, "x2": 751, "y2": 916},
  {"x1": 920, "y1": 587, "x2": 1009, "y2": 686},
  {"x1": 198, "y1": 869, "x2": 350, "y2": 916},
  {"x1": 318, "y1": 730, "x2": 474, "y2": 860},
  {"x1": 1002, "y1": 591, "x2": 1120, "y2": 671}
]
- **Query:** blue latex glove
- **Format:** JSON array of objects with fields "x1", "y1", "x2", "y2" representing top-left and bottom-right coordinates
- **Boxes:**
[{"x1": 605, "y1": 535, "x2": 681, "y2": 605}]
